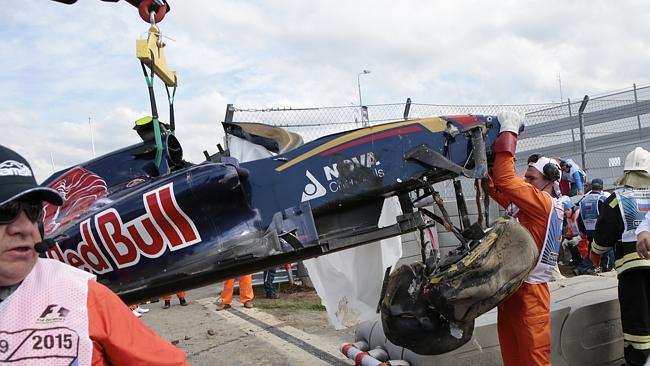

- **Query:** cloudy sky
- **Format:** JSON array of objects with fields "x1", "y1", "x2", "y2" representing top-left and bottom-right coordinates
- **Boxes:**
[{"x1": 2, "y1": 0, "x2": 650, "y2": 181}]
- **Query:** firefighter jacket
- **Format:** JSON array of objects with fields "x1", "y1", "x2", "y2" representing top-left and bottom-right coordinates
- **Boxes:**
[{"x1": 592, "y1": 187, "x2": 650, "y2": 275}]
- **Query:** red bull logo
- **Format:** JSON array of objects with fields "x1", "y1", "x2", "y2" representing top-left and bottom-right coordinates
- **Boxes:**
[{"x1": 45, "y1": 183, "x2": 201, "y2": 274}]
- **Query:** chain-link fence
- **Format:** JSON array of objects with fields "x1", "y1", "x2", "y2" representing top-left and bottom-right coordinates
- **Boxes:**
[
  {"x1": 226, "y1": 102, "x2": 555, "y2": 199},
  {"x1": 225, "y1": 83, "x2": 650, "y2": 195},
  {"x1": 517, "y1": 83, "x2": 650, "y2": 187},
  {"x1": 227, "y1": 102, "x2": 557, "y2": 142}
]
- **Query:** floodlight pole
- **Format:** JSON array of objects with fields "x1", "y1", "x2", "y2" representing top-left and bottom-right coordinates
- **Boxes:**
[{"x1": 357, "y1": 70, "x2": 371, "y2": 127}]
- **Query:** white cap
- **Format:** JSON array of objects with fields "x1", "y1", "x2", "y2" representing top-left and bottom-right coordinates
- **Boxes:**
[{"x1": 528, "y1": 156, "x2": 561, "y2": 181}]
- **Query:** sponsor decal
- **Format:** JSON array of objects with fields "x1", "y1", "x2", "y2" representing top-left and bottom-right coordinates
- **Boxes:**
[
  {"x1": 301, "y1": 152, "x2": 384, "y2": 202},
  {"x1": 45, "y1": 183, "x2": 201, "y2": 274},
  {"x1": 0, "y1": 160, "x2": 32, "y2": 177},
  {"x1": 126, "y1": 177, "x2": 147, "y2": 188},
  {"x1": 43, "y1": 167, "x2": 108, "y2": 236},
  {"x1": 301, "y1": 170, "x2": 327, "y2": 202}
]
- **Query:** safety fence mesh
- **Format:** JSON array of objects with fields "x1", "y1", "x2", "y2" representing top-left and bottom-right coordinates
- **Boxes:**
[
  {"x1": 226, "y1": 83, "x2": 650, "y2": 197},
  {"x1": 516, "y1": 84, "x2": 650, "y2": 187},
  {"x1": 229, "y1": 102, "x2": 555, "y2": 143}
]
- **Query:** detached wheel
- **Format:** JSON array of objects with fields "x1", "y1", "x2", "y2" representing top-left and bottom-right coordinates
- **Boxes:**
[{"x1": 380, "y1": 263, "x2": 474, "y2": 355}]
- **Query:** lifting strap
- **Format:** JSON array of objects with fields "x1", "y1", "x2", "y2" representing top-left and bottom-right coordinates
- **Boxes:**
[{"x1": 135, "y1": 12, "x2": 178, "y2": 168}]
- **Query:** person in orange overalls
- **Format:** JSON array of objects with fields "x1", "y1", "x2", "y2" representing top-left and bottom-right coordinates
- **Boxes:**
[
  {"x1": 216, "y1": 274, "x2": 254, "y2": 310},
  {"x1": 162, "y1": 292, "x2": 188, "y2": 309},
  {"x1": 488, "y1": 112, "x2": 564, "y2": 366}
]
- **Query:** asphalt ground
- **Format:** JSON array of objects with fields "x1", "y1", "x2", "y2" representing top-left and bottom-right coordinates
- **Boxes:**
[
  {"x1": 140, "y1": 272, "x2": 628, "y2": 366},
  {"x1": 140, "y1": 283, "x2": 356, "y2": 366}
]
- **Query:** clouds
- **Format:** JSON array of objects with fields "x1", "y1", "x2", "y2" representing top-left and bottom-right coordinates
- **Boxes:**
[{"x1": 2, "y1": 0, "x2": 650, "y2": 180}]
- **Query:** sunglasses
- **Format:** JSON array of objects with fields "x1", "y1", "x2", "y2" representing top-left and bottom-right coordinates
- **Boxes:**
[{"x1": 0, "y1": 201, "x2": 43, "y2": 225}]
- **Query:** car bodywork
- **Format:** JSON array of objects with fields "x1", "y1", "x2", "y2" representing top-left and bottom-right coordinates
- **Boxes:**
[{"x1": 41, "y1": 115, "x2": 500, "y2": 304}]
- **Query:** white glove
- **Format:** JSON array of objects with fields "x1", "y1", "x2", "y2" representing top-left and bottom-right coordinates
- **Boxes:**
[{"x1": 497, "y1": 111, "x2": 525, "y2": 135}]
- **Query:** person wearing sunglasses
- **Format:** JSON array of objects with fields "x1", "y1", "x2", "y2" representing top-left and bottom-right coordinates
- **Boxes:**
[
  {"x1": 0, "y1": 145, "x2": 189, "y2": 366},
  {"x1": 487, "y1": 112, "x2": 564, "y2": 366}
]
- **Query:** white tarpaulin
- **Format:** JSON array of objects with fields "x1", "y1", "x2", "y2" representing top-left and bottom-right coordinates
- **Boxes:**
[
  {"x1": 304, "y1": 198, "x2": 402, "y2": 330},
  {"x1": 228, "y1": 132, "x2": 403, "y2": 330}
]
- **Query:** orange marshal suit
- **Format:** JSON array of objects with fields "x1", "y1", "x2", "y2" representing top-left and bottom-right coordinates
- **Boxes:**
[{"x1": 489, "y1": 152, "x2": 555, "y2": 366}]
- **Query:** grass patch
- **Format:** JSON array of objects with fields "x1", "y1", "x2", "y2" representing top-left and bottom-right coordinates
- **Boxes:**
[
  {"x1": 251, "y1": 283, "x2": 325, "y2": 311},
  {"x1": 255, "y1": 302, "x2": 326, "y2": 311}
]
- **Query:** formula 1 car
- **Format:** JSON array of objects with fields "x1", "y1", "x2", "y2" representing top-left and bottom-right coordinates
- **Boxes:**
[
  {"x1": 42, "y1": 0, "x2": 532, "y2": 355},
  {"x1": 43, "y1": 0, "x2": 507, "y2": 304},
  {"x1": 41, "y1": 115, "x2": 501, "y2": 305}
]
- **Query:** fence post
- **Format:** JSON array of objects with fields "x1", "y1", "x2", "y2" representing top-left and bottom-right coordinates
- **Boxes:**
[
  {"x1": 403, "y1": 98, "x2": 412, "y2": 120},
  {"x1": 578, "y1": 95, "x2": 590, "y2": 172},
  {"x1": 634, "y1": 83, "x2": 642, "y2": 139},
  {"x1": 361, "y1": 106, "x2": 369, "y2": 127},
  {"x1": 567, "y1": 98, "x2": 576, "y2": 152},
  {"x1": 223, "y1": 104, "x2": 235, "y2": 149}
]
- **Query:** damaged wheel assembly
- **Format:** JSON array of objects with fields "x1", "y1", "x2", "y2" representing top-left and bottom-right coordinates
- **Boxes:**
[{"x1": 381, "y1": 217, "x2": 538, "y2": 355}]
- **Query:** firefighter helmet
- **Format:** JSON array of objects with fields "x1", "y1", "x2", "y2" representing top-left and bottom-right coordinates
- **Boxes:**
[{"x1": 624, "y1": 147, "x2": 650, "y2": 174}]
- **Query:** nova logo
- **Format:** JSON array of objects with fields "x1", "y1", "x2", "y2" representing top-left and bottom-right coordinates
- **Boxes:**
[
  {"x1": 300, "y1": 152, "x2": 384, "y2": 202},
  {"x1": 301, "y1": 170, "x2": 327, "y2": 202}
]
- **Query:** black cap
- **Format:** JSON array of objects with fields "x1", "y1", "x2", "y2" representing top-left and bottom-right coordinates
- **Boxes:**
[
  {"x1": 0, "y1": 145, "x2": 63, "y2": 207},
  {"x1": 590, "y1": 178, "x2": 604, "y2": 188}
]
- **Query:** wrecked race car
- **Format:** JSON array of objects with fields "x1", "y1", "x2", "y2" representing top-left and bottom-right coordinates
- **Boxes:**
[
  {"x1": 41, "y1": 115, "x2": 498, "y2": 303},
  {"x1": 37, "y1": 0, "x2": 541, "y2": 355},
  {"x1": 38, "y1": 112, "x2": 541, "y2": 354}
]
